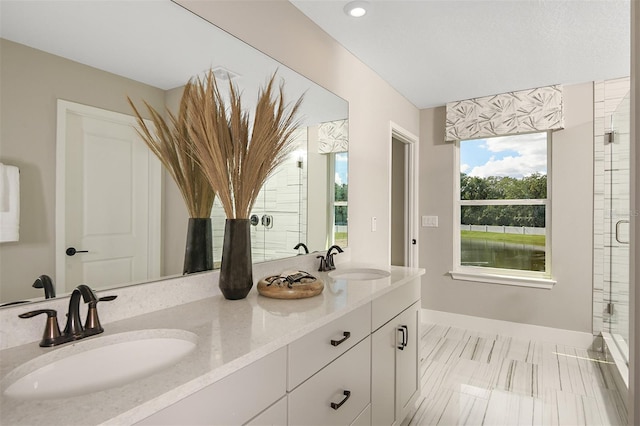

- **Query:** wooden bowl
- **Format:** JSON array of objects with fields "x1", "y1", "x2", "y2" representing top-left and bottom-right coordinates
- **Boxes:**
[{"x1": 257, "y1": 276, "x2": 324, "y2": 299}]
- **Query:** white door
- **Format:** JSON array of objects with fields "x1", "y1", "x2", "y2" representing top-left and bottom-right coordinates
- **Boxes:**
[{"x1": 56, "y1": 100, "x2": 161, "y2": 293}]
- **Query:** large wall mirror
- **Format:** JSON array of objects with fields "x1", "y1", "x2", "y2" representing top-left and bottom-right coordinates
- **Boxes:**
[{"x1": 0, "y1": 0, "x2": 348, "y2": 306}]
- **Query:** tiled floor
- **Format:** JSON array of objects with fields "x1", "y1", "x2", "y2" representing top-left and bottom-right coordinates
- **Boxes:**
[{"x1": 407, "y1": 323, "x2": 628, "y2": 426}]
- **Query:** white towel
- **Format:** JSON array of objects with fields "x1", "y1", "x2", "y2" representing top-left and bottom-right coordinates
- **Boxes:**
[{"x1": 0, "y1": 163, "x2": 20, "y2": 242}]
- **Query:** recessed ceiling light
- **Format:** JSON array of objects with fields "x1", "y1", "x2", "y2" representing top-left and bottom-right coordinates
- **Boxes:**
[{"x1": 344, "y1": 1, "x2": 369, "y2": 18}]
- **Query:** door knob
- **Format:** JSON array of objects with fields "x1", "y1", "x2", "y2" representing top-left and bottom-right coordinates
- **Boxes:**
[{"x1": 66, "y1": 247, "x2": 89, "y2": 256}]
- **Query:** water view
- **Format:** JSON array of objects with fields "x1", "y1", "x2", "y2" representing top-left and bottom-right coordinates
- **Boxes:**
[{"x1": 461, "y1": 236, "x2": 545, "y2": 272}]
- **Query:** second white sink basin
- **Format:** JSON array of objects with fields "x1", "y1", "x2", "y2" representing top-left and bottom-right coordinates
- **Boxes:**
[
  {"x1": 3, "y1": 329, "x2": 197, "y2": 400},
  {"x1": 329, "y1": 268, "x2": 391, "y2": 280}
]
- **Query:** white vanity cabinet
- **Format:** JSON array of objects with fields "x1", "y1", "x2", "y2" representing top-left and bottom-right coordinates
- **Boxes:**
[
  {"x1": 245, "y1": 396, "x2": 287, "y2": 425},
  {"x1": 288, "y1": 336, "x2": 371, "y2": 425},
  {"x1": 287, "y1": 303, "x2": 372, "y2": 425},
  {"x1": 288, "y1": 303, "x2": 371, "y2": 390},
  {"x1": 371, "y1": 279, "x2": 421, "y2": 426},
  {"x1": 136, "y1": 347, "x2": 287, "y2": 426},
  {"x1": 136, "y1": 277, "x2": 421, "y2": 426}
]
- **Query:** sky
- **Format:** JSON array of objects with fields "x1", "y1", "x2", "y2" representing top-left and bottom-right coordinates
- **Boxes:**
[
  {"x1": 335, "y1": 152, "x2": 348, "y2": 185},
  {"x1": 460, "y1": 132, "x2": 547, "y2": 179}
]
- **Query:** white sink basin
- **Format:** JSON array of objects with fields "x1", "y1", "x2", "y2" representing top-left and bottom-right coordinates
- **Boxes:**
[
  {"x1": 3, "y1": 329, "x2": 197, "y2": 400},
  {"x1": 329, "y1": 268, "x2": 391, "y2": 280}
]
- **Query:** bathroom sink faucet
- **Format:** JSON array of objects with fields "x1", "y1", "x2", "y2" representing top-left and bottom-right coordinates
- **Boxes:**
[
  {"x1": 326, "y1": 245, "x2": 343, "y2": 270},
  {"x1": 64, "y1": 284, "x2": 98, "y2": 337},
  {"x1": 32, "y1": 274, "x2": 55, "y2": 299},
  {"x1": 19, "y1": 284, "x2": 117, "y2": 347},
  {"x1": 293, "y1": 242, "x2": 309, "y2": 254},
  {"x1": 317, "y1": 245, "x2": 343, "y2": 271}
]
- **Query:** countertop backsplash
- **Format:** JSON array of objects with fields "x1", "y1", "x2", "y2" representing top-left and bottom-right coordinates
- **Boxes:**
[{"x1": 0, "y1": 249, "x2": 349, "y2": 350}]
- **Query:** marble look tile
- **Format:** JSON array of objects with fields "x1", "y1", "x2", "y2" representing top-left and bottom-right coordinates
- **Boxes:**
[
  {"x1": 495, "y1": 359, "x2": 539, "y2": 398},
  {"x1": 459, "y1": 337, "x2": 500, "y2": 364},
  {"x1": 483, "y1": 389, "x2": 543, "y2": 426},
  {"x1": 412, "y1": 322, "x2": 628, "y2": 426},
  {"x1": 412, "y1": 388, "x2": 489, "y2": 426}
]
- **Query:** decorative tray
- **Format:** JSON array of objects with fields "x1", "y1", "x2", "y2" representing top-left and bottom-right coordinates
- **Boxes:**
[{"x1": 257, "y1": 271, "x2": 324, "y2": 299}]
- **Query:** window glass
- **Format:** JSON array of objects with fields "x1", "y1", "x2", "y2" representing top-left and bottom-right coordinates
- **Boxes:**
[
  {"x1": 334, "y1": 152, "x2": 348, "y2": 246},
  {"x1": 458, "y1": 132, "x2": 549, "y2": 275}
]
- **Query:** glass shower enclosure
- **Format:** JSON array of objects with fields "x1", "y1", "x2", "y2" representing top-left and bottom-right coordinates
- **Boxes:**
[{"x1": 603, "y1": 90, "x2": 631, "y2": 369}]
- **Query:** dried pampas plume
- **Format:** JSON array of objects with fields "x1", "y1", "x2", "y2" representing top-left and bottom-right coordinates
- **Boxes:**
[
  {"x1": 128, "y1": 89, "x2": 216, "y2": 219},
  {"x1": 185, "y1": 70, "x2": 304, "y2": 219}
]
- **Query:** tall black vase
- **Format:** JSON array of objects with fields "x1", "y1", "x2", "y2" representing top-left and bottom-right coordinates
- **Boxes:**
[
  {"x1": 183, "y1": 218, "x2": 213, "y2": 275},
  {"x1": 219, "y1": 218, "x2": 253, "y2": 300}
]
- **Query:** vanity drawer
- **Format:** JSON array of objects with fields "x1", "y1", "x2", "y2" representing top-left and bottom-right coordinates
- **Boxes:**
[
  {"x1": 288, "y1": 303, "x2": 371, "y2": 390},
  {"x1": 136, "y1": 347, "x2": 286, "y2": 426},
  {"x1": 371, "y1": 278, "x2": 420, "y2": 331},
  {"x1": 245, "y1": 396, "x2": 287, "y2": 425},
  {"x1": 288, "y1": 336, "x2": 371, "y2": 425}
]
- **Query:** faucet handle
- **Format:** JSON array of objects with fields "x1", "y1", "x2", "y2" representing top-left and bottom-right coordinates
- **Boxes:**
[
  {"x1": 18, "y1": 309, "x2": 69, "y2": 347},
  {"x1": 84, "y1": 295, "x2": 117, "y2": 336}
]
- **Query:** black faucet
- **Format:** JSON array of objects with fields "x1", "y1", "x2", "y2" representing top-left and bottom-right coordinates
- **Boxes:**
[
  {"x1": 19, "y1": 285, "x2": 117, "y2": 347},
  {"x1": 33, "y1": 275, "x2": 56, "y2": 299},
  {"x1": 63, "y1": 284, "x2": 98, "y2": 337},
  {"x1": 326, "y1": 245, "x2": 343, "y2": 270},
  {"x1": 293, "y1": 242, "x2": 309, "y2": 254},
  {"x1": 317, "y1": 245, "x2": 343, "y2": 271}
]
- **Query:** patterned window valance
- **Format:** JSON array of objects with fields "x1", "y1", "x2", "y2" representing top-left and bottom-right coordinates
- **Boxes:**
[
  {"x1": 318, "y1": 119, "x2": 348, "y2": 153},
  {"x1": 445, "y1": 85, "x2": 564, "y2": 141}
]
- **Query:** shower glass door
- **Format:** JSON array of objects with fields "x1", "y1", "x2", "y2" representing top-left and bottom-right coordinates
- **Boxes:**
[{"x1": 604, "y1": 91, "x2": 631, "y2": 363}]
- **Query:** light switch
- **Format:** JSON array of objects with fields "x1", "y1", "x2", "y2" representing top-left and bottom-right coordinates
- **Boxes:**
[
  {"x1": 371, "y1": 216, "x2": 377, "y2": 232},
  {"x1": 422, "y1": 215, "x2": 438, "y2": 227}
]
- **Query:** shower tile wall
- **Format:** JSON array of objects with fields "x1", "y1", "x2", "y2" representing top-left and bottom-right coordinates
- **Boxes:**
[
  {"x1": 211, "y1": 129, "x2": 308, "y2": 264},
  {"x1": 592, "y1": 77, "x2": 630, "y2": 340}
]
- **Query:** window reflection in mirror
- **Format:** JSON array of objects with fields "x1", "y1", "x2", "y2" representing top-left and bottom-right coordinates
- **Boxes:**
[{"x1": 333, "y1": 152, "x2": 348, "y2": 247}]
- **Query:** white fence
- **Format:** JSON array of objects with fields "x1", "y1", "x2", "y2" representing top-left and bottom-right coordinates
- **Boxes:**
[{"x1": 461, "y1": 224, "x2": 545, "y2": 236}]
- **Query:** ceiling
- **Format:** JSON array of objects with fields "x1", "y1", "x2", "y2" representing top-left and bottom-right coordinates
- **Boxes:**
[{"x1": 290, "y1": 0, "x2": 631, "y2": 109}]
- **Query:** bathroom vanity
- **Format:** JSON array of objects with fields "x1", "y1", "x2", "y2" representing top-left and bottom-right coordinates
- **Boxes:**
[{"x1": 0, "y1": 264, "x2": 424, "y2": 425}]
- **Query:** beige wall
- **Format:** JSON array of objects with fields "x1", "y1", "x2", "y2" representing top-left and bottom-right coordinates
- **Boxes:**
[
  {"x1": 177, "y1": 0, "x2": 421, "y2": 266},
  {"x1": 160, "y1": 86, "x2": 190, "y2": 276},
  {"x1": 0, "y1": 39, "x2": 166, "y2": 302},
  {"x1": 419, "y1": 82, "x2": 594, "y2": 332}
]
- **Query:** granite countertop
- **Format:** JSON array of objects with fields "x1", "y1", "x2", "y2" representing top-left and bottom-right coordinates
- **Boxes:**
[{"x1": 0, "y1": 264, "x2": 424, "y2": 425}]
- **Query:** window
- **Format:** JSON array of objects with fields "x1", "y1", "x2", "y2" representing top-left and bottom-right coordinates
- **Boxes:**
[
  {"x1": 453, "y1": 132, "x2": 552, "y2": 286},
  {"x1": 332, "y1": 152, "x2": 348, "y2": 246}
]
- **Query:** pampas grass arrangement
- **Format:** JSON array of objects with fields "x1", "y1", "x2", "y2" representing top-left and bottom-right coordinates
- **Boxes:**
[
  {"x1": 185, "y1": 70, "x2": 304, "y2": 219},
  {"x1": 127, "y1": 91, "x2": 216, "y2": 219}
]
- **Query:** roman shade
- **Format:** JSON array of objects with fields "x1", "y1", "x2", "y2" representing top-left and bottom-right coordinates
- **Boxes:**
[
  {"x1": 445, "y1": 85, "x2": 564, "y2": 141},
  {"x1": 318, "y1": 119, "x2": 348, "y2": 153}
]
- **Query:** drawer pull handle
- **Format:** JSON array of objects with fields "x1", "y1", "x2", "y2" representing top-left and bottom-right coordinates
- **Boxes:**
[
  {"x1": 397, "y1": 325, "x2": 408, "y2": 350},
  {"x1": 402, "y1": 325, "x2": 408, "y2": 347},
  {"x1": 331, "y1": 331, "x2": 351, "y2": 346},
  {"x1": 330, "y1": 390, "x2": 351, "y2": 410}
]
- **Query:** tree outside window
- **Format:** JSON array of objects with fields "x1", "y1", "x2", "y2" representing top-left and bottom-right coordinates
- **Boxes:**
[{"x1": 457, "y1": 132, "x2": 550, "y2": 275}]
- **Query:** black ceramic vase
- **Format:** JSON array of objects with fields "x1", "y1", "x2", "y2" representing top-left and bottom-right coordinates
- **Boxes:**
[
  {"x1": 219, "y1": 218, "x2": 253, "y2": 300},
  {"x1": 183, "y1": 218, "x2": 213, "y2": 275}
]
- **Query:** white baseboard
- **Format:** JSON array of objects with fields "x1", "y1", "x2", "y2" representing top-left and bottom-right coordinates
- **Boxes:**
[{"x1": 421, "y1": 309, "x2": 595, "y2": 349}]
